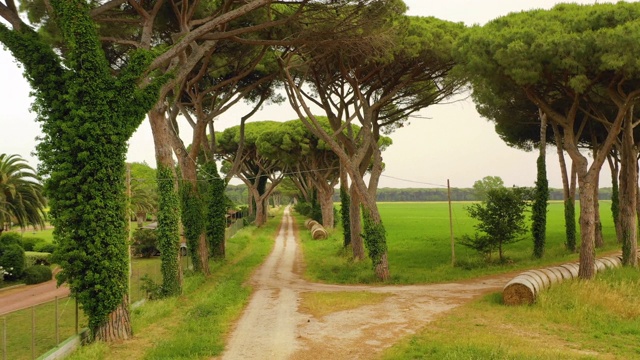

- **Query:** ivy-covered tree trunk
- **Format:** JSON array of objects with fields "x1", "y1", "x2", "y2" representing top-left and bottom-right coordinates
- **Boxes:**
[
  {"x1": 551, "y1": 123, "x2": 577, "y2": 252},
  {"x1": 340, "y1": 178, "x2": 351, "y2": 248},
  {"x1": 149, "y1": 106, "x2": 194, "y2": 279},
  {"x1": 204, "y1": 162, "x2": 226, "y2": 259},
  {"x1": 349, "y1": 184, "x2": 365, "y2": 260},
  {"x1": 179, "y1": 181, "x2": 204, "y2": 273},
  {"x1": 0, "y1": 0, "x2": 166, "y2": 340},
  {"x1": 618, "y1": 110, "x2": 638, "y2": 266},
  {"x1": 532, "y1": 111, "x2": 548, "y2": 258},
  {"x1": 362, "y1": 206, "x2": 389, "y2": 281},
  {"x1": 593, "y1": 175, "x2": 604, "y2": 248},
  {"x1": 607, "y1": 153, "x2": 621, "y2": 242},
  {"x1": 157, "y1": 166, "x2": 183, "y2": 295}
]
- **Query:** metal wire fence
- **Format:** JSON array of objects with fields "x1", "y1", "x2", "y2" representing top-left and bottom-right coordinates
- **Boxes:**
[{"x1": 1, "y1": 220, "x2": 245, "y2": 359}]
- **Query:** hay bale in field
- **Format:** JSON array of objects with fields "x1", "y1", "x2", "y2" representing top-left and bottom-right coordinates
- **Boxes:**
[
  {"x1": 503, "y1": 275, "x2": 538, "y2": 305},
  {"x1": 538, "y1": 268, "x2": 560, "y2": 285},
  {"x1": 304, "y1": 219, "x2": 319, "y2": 229},
  {"x1": 503, "y1": 253, "x2": 625, "y2": 306},
  {"x1": 311, "y1": 223, "x2": 328, "y2": 240}
]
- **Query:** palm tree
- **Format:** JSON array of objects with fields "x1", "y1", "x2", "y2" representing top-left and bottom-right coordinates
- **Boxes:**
[{"x1": 0, "y1": 154, "x2": 47, "y2": 235}]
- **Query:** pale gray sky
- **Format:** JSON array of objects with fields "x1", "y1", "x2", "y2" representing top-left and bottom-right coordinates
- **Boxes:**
[{"x1": 0, "y1": 0, "x2": 619, "y2": 188}]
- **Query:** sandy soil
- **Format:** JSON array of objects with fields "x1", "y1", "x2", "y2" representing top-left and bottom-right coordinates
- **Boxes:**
[{"x1": 219, "y1": 207, "x2": 513, "y2": 360}]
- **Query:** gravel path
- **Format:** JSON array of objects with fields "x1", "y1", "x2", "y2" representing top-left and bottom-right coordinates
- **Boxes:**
[{"x1": 219, "y1": 207, "x2": 512, "y2": 360}]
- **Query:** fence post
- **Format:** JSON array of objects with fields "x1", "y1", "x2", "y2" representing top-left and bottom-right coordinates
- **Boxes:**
[
  {"x1": 75, "y1": 299, "x2": 79, "y2": 335},
  {"x1": 55, "y1": 297, "x2": 59, "y2": 345},
  {"x1": 2, "y1": 317, "x2": 6, "y2": 360},
  {"x1": 31, "y1": 306, "x2": 35, "y2": 360}
]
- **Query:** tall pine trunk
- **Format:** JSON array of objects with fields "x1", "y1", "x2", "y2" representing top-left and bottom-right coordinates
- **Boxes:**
[
  {"x1": 551, "y1": 123, "x2": 577, "y2": 251},
  {"x1": 619, "y1": 109, "x2": 638, "y2": 266},
  {"x1": 349, "y1": 184, "x2": 364, "y2": 260},
  {"x1": 607, "y1": 153, "x2": 622, "y2": 242},
  {"x1": 532, "y1": 110, "x2": 549, "y2": 258}
]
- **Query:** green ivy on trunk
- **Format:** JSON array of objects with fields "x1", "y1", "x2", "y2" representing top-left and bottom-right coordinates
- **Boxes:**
[
  {"x1": 157, "y1": 166, "x2": 182, "y2": 296},
  {"x1": 340, "y1": 184, "x2": 351, "y2": 247},
  {"x1": 204, "y1": 162, "x2": 226, "y2": 258},
  {"x1": 180, "y1": 181, "x2": 204, "y2": 272}
]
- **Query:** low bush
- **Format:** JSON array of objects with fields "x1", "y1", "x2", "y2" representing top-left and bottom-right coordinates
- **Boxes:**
[
  {"x1": 0, "y1": 244, "x2": 26, "y2": 280},
  {"x1": 25, "y1": 252, "x2": 52, "y2": 267},
  {"x1": 132, "y1": 229, "x2": 159, "y2": 258},
  {"x1": 34, "y1": 242, "x2": 58, "y2": 254},
  {"x1": 0, "y1": 232, "x2": 22, "y2": 248},
  {"x1": 24, "y1": 265, "x2": 52, "y2": 284},
  {"x1": 21, "y1": 236, "x2": 46, "y2": 251},
  {"x1": 23, "y1": 265, "x2": 53, "y2": 285}
]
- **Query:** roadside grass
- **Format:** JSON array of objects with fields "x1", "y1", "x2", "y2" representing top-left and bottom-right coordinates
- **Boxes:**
[
  {"x1": 0, "y1": 258, "x2": 170, "y2": 360},
  {"x1": 297, "y1": 201, "x2": 619, "y2": 284},
  {"x1": 382, "y1": 267, "x2": 640, "y2": 360},
  {"x1": 1, "y1": 296, "x2": 88, "y2": 360},
  {"x1": 65, "y1": 216, "x2": 278, "y2": 360},
  {"x1": 298, "y1": 291, "x2": 391, "y2": 319}
]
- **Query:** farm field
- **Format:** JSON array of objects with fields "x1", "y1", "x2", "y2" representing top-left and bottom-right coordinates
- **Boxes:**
[{"x1": 299, "y1": 201, "x2": 619, "y2": 284}]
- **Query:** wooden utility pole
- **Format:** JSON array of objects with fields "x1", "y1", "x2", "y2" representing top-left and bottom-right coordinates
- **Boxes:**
[{"x1": 448, "y1": 179, "x2": 455, "y2": 266}]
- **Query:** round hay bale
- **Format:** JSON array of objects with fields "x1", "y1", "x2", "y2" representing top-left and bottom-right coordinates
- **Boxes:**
[
  {"x1": 538, "y1": 268, "x2": 560, "y2": 285},
  {"x1": 603, "y1": 256, "x2": 622, "y2": 267},
  {"x1": 546, "y1": 267, "x2": 566, "y2": 282},
  {"x1": 598, "y1": 257, "x2": 619, "y2": 269},
  {"x1": 551, "y1": 266, "x2": 573, "y2": 280},
  {"x1": 520, "y1": 271, "x2": 546, "y2": 292},
  {"x1": 528, "y1": 269, "x2": 552, "y2": 289},
  {"x1": 305, "y1": 219, "x2": 319, "y2": 230},
  {"x1": 311, "y1": 224, "x2": 327, "y2": 240},
  {"x1": 594, "y1": 260, "x2": 607, "y2": 273},
  {"x1": 560, "y1": 263, "x2": 579, "y2": 278},
  {"x1": 503, "y1": 277, "x2": 538, "y2": 305}
]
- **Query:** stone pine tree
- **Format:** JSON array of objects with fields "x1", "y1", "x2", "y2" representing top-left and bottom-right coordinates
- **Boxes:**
[
  {"x1": 0, "y1": 0, "x2": 165, "y2": 340},
  {"x1": 456, "y1": 2, "x2": 640, "y2": 278},
  {"x1": 282, "y1": 7, "x2": 466, "y2": 280}
]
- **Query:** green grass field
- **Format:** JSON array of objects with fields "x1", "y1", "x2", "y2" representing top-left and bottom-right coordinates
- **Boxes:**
[{"x1": 299, "y1": 201, "x2": 619, "y2": 284}]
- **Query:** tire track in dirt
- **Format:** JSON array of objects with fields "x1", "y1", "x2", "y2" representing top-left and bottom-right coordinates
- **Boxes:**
[{"x1": 219, "y1": 207, "x2": 514, "y2": 360}]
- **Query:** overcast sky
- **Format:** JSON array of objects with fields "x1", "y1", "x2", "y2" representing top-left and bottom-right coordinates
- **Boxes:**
[{"x1": 0, "y1": 0, "x2": 621, "y2": 189}]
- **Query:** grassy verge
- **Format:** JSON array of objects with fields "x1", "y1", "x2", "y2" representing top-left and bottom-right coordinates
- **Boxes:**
[
  {"x1": 382, "y1": 267, "x2": 640, "y2": 359},
  {"x1": 1, "y1": 297, "x2": 87, "y2": 360},
  {"x1": 297, "y1": 201, "x2": 620, "y2": 284},
  {"x1": 65, "y1": 216, "x2": 278, "y2": 360}
]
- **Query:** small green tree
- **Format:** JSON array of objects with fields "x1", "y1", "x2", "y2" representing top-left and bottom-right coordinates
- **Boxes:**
[
  {"x1": 472, "y1": 176, "x2": 505, "y2": 201},
  {"x1": 461, "y1": 187, "x2": 530, "y2": 262}
]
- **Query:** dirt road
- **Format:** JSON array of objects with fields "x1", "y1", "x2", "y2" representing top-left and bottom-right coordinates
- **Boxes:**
[
  {"x1": 220, "y1": 207, "x2": 512, "y2": 360},
  {"x1": 0, "y1": 278, "x2": 70, "y2": 315}
]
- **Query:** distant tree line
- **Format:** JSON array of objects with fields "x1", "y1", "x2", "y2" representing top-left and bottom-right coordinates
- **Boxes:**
[{"x1": 363, "y1": 187, "x2": 614, "y2": 202}]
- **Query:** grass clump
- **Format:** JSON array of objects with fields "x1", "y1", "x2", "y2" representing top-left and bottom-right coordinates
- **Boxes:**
[{"x1": 382, "y1": 267, "x2": 640, "y2": 359}]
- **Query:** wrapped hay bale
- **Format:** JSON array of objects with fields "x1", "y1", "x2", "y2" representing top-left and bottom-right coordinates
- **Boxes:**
[
  {"x1": 304, "y1": 219, "x2": 319, "y2": 230},
  {"x1": 503, "y1": 254, "x2": 625, "y2": 306},
  {"x1": 311, "y1": 223, "x2": 328, "y2": 240}
]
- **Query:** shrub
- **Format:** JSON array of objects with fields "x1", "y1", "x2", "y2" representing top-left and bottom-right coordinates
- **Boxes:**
[
  {"x1": 25, "y1": 251, "x2": 52, "y2": 267},
  {"x1": 132, "y1": 228, "x2": 159, "y2": 258},
  {"x1": 23, "y1": 265, "x2": 53, "y2": 285},
  {"x1": 0, "y1": 232, "x2": 22, "y2": 248},
  {"x1": 34, "y1": 242, "x2": 58, "y2": 253},
  {"x1": 461, "y1": 187, "x2": 530, "y2": 262},
  {"x1": 21, "y1": 236, "x2": 46, "y2": 251},
  {"x1": 0, "y1": 244, "x2": 26, "y2": 280}
]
